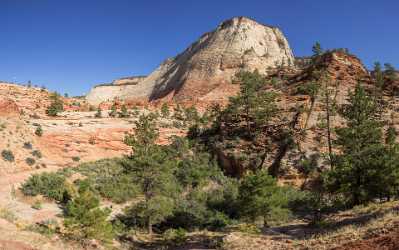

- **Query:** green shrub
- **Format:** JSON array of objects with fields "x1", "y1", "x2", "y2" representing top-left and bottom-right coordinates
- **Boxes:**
[
  {"x1": 25, "y1": 157, "x2": 36, "y2": 166},
  {"x1": 31, "y1": 150, "x2": 42, "y2": 159},
  {"x1": 2, "y1": 150, "x2": 15, "y2": 162},
  {"x1": 35, "y1": 126, "x2": 43, "y2": 136},
  {"x1": 26, "y1": 219, "x2": 58, "y2": 236},
  {"x1": 20, "y1": 173, "x2": 68, "y2": 202},
  {"x1": 162, "y1": 228, "x2": 187, "y2": 245},
  {"x1": 46, "y1": 93, "x2": 64, "y2": 116},
  {"x1": 72, "y1": 156, "x2": 80, "y2": 162},
  {"x1": 64, "y1": 185, "x2": 114, "y2": 243},
  {"x1": 74, "y1": 158, "x2": 138, "y2": 203}
]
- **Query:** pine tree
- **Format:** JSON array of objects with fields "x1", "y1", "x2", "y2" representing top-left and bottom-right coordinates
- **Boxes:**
[
  {"x1": 325, "y1": 83, "x2": 386, "y2": 206},
  {"x1": 226, "y1": 70, "x2": 278, "y2": 139},
  {"x1": 380, "y1": 126, "x2": 399, "y2": 201},
  {"x1": 312, "y1": 42, "x2": 323, "y2": 57},
  {"x1": 64, "y1": 183, "x2": 114, "y2": 243},
  {"x1": 123, "y1": 113, "x2": 178, "y2": 234},
  {"x1": 238, "y1": 170, "x2": 289, "y2": 227}
]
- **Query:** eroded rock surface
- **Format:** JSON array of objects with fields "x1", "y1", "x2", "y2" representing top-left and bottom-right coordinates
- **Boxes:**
[{"x1": 86, "y1": 16, "x2": 294, "y2": 105}]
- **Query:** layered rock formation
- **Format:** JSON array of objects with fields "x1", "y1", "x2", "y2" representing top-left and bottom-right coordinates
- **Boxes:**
[{"x1": 86, "y1": 16, "x2": 294, "y2": 105}]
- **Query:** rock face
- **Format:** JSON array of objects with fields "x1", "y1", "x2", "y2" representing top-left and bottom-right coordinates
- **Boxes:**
[
  {"x1": 112, "y1": 76, "x2": 146, "y2": 85},
  {"x1": 86, "y1": 16, "x2": 294, "y2": 105}
]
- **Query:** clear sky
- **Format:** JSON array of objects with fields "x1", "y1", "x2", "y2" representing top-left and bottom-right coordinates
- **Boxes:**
[{"x1": 1, "y1": 0, "x2": 398, "y2": 96}]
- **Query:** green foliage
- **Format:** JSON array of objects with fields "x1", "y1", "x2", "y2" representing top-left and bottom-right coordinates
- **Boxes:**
[
  {"x1": 297, "y1": 82, "x2": 320, "y2": 102},
  {"x1": 162, "y1": 228, "x2": 187, "y2": 245},
  {"x1": 32, "y1": 200, "x2": 42, "y2": 210},
  {"x1": 312, "y1": 42, "x2": 323, "y2": 57},
  {"x1": 124, "y1": 113, "x2": 159, "y2": 152},
  {"x1": 46, "y1": 93, "x2": 64, "y2": 116},
  {"x1": 172, "y1": 104, "x2": 185, "y2": 121},
  {"x1": 31, "y1": 150, "x2": 42, "y2": 159},
  {"x1": 75, "y1": 159, "x2": 139, "y2": 204},
  {"x1": 64, "y1": 184, "x2": 114, "y2": 243},
  {"x1": 108, "y1": 103, "x2": 117, "y2": 117},
  {"x1": 238, "y1": 170, "x2": 290, "y2": 226},
  {"x1": 123, "y1": 113, "x2": 179, "y2": 233},
  {"x1": 1, "y1": 150, "x2": 15, "y2": 162},
  {"x1": 35, "y1": 125, "x2": 43, "y2": 137},
  {"x1": 119, "y1": 105, "x2": 129, "y2": 118},
  {"x1": 125, "y1": 195, "x2": 175, "y2": 233},
  {"x1": 26, "y1": 219, "x2": 58, "y2": 237},
  {"x1": 161, "y1": 103, "x2": 170, "y2": 118},
  {"x1": 20, "y1": 173, "x2": 68, "y2": 202},
  {"x1": 226, "y1": 70, "x2": 278, "y2": 139},
  {"x1": 25, "y1": 157, "x2": 36, "y2": 166},
  {"x1": 94, "y1": 106, "x2": 102, "y2": 118},
  {"x1": 325, "y1": 83, "x2": 399, "y2": 206},
  {"x1": 72, "y1": 156, "x2": 80, "y2": 162}
]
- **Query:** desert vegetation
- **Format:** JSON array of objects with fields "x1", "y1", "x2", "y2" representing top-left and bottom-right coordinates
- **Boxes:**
[{"x1": 17, "y1": 54, "x2": 399, "y2": 248}]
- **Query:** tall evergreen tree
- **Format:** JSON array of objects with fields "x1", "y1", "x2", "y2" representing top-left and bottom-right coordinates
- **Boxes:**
[
  {"x1": 325, "y1": 83, "x2": 386, "y2": 206},
  {"x1": 226, "y1": 70, "x2": 278, "y2": 139},
  {"x1": 124, "y1": 113, "x2": 178, "y2": 233},
  {"x1": 312, "y1": 42, "x2": 323, "y2": 57}
]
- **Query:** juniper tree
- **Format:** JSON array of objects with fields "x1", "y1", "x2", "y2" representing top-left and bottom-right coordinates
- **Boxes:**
[{"x1": 46, "y1": 92, "x2": 64, "y2": 117}]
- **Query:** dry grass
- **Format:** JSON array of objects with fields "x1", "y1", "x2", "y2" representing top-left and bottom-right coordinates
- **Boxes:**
[{"x1": 294, "y1": 201, "x2": 399, "y2": 249}]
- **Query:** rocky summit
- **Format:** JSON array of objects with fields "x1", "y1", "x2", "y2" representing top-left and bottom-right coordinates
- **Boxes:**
[{"x1": 86, "y1": 17, "x2": 294, "y2": 105}]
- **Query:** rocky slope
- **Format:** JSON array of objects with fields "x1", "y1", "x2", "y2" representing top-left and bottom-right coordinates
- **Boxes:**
[
  {"x1": 202, "y1": 50, "x2": 390, "y2": 180},
  {"x1": 86, "y1": 16, "x2": 294, "y2": 105}
]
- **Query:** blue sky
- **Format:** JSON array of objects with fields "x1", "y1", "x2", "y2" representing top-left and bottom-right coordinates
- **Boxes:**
[{"x1": 0, "y1": 0, "x2": 398, "y2": 96}]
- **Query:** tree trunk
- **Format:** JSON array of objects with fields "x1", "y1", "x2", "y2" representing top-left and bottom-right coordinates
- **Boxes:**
[
  {"x1": 325, "y1": 89, "x2": 334, "y2": 169},
  {"x1": 148, "y1": 217, "x2": 152, "y2": 234}
]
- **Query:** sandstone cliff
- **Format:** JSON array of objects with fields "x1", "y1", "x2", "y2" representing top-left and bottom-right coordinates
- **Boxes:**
[{"x1": 86, "y1": 16, "x2": 294, "y2": 105}]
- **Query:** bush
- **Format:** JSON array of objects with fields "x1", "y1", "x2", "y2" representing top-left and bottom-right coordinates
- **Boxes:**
[
  {"x1": 1, "y1": 150, "x2": 15, "y2": 162},
  {"x1": 64, "y1": 185, "x2": 114, "y2": 243},
  {"x1": 72, "y1": 156, "x2": 80, "y2": 162},
  {"x1": 162, "y1": 228, "x2": 187, "y2": 245},
  {"x1": 31, "y1": 150, "x2": 42, "y2": 159},
  {"x1": 35, "y1": 126, "x2": 43, "y2": 136},
  {"x1": 74, "y1": 158, "x2": 138, "y2": 203},
  {"x1": 20, "y1": 173, "x2": 68, "y2": 202},
  {"x1": 23, "y1": 142, "x2": 33, "y2": 150},
  {"x1": 25, "y1": 157, "x2": 36, "y2": 166},
  {"x1": 46, "y1": 93, "x2": 64, "y2": 116}
]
